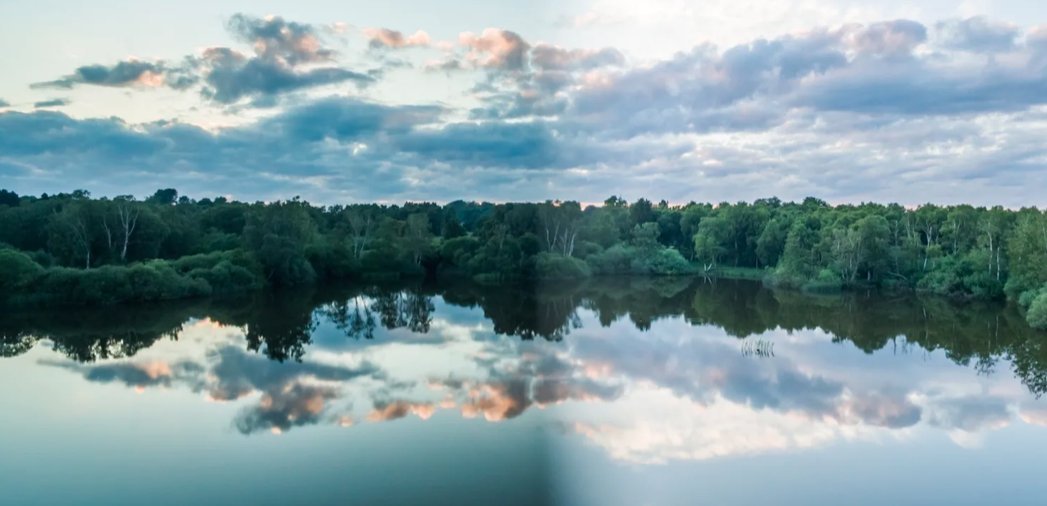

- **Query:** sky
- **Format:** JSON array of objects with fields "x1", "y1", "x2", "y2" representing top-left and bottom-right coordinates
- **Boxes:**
[{"x1": 2, "y1": 0, "x2": 1047, "y2": 206}]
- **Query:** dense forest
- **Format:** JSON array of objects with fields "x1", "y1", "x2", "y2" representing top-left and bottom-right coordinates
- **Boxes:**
[{"x1": 1, "y1": 188, "x2": 1046, "y2": 330}]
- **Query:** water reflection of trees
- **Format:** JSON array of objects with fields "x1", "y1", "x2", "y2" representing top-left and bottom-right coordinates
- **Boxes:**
[
  {"x1": 0, "y1": 303, "x2": 194, "y2": 362},
  {"x1": 318, "y1": 291, "x2": 434, "y2": 339},
  {"x1": 4, "y1": 277, "x2": 1047, "y2": 395},
  {"x1": 441, "y1": 282, "x2": 583, "y2": 341},
  {"x1": 320, "y1": 297, "x2": 377, "y2": 340}
]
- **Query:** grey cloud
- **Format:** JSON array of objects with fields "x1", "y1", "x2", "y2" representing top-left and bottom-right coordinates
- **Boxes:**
[
  {"x1": 43, "y1": 358, "x2": 204, "y2": 389},
  {"x1": 394, "y1": 121, "x2": 564, "y2": 168},
  {"x1": 6, "y1": 17, "x2": 1047, "y2": 207},
  {"x1": 31, "y1": 14, "x2": 373, "y2": 105},
  {"x1": 845, "y1": 19, "x2": 927, "y2": 57},
  {"x1": 227, "y1": 13, "x2": 334, "y2": 64},
  {"x1": 530, "y1": 45, "x2": 624, "y2": 71},
  {"x1": 205, "y1": 345, "x2": 379, "y2": 401},
  {"x1": 570, "y1": 332, "x2": 921, "y2": 428},
  {"x1": 33, "y1": 98, "x2": 70, "y2": 108},
  {"x1": 567, "y1": 34, "x2": 848, "y2": 136},
  {"x1": 0, "y1": 110, "x2": 163, "y2": 157},
  {"x1": 0, "y1": 98, "x2": 448, "y2": 201},
  {"x1": 199, "y1": 47, "x2": 373, "y2": 104},
  {"x1": 937, "y1": 16, "x2": 1019, "y2": 53},
  {"x1": 468, "y1": 43, "x2": 625, "y2": 120},
  {"x1": 263, "y1": 96, "x2": 442, "y2": 142},
  {"x1": 792, "y1": 61, "x2": 1047, "y2": 115},
  {"x1": 0, "y1": 98, "x2": 8, "y2": 108},
  {"x1": 424, "y1": 58, "x2": 464, "y2": 73},
  {"x1": 563, "y1": 19, "x2": 1047, "y2": 139},
  {"x1": 367, "y1": 399, "x2": 436, "y2": 421},
  {"x1": 845, "y1": 391, "x2": 923, "y2": 428},
  {"x1": 460, "y1": 29, "x2": 530, "y2": 71},
  {"x1": 430, "y1": 344, "x2": 624, "y2": 421},
  {"x1": 46, "y1": 344, "x2": 382, "y2": 435},
  {"x1": 31, "y1": 60, "x2": 168, "y2": 89},
  {"x1": 202, "y1": 345, "x2": 380, "y2": 434},
  {"x1": 925, "y1": 395, "x2": 1012, "y2": 432},
  {"x1": 234, "y1": 382, "x2": 341, "y2": 434}
]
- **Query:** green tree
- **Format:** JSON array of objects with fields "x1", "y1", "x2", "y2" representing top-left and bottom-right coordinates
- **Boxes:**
[
  {"x1": 243, "y1": 201, "x2": 317, "y2": 286},
  {"x1": 692, "y1": 216, "x2": 730, "y2": 270},
  {"x1": 403, "y1": 213, "x2": 434, "y2": 265}
]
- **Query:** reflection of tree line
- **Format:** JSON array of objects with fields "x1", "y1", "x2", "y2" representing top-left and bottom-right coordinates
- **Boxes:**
[
  {"x1": 584, "y1": 277, "x2": 1047, "y2": 396},
  {"x1": 0, "y1": 285, "x2": 439, "y2": 363},
  {"x1": 319, "y1": 291, "x2": 434, "y2": 340},
  {"x1": 4, "y1": 277, "x2": 1047, "y2": 394}
]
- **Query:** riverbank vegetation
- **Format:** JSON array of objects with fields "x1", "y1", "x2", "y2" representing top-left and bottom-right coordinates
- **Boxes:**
[{"x1": 1, "y1": 188, "x2": 1045, "y2": 329}]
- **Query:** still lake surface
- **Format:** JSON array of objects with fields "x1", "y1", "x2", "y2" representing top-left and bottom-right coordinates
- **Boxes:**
[{"x1": 3, "y1": 277, "x2": 1047, "y2": 505}]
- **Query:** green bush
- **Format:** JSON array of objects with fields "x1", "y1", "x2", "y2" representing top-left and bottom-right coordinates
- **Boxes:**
[
  {"x1": 631, "y1": 248, "x2": 693, "y2": 275},
  {"x1": 440, "y1": 236, "x2": 482, "y2": 266},
  {"x1": 573, "y1": 240, "x2": 603, "y2": 259},
  {"x1": 917, "y1": 253, "x2": 1003, "y2": 299},
  {"x1": 360, "y1": 244, "x2": 421, "y2": 277},
  {"x1": 27, "y1": 262, "x2": 211, "y2": 306},
  {"x1": 535, "y1": 252, "x2": 592, "y2": 279},
  {"x1": 1019, "y1": 287, "x2": 1045, "y2": 309},
  {"x1": 766, "y1": 268, "x2": 807, "y2": 290},
  {"x1": 170, "y1": 251, "x2": 238, "y2": 273},
  {"x1": 305, "y1": 240, "x2": 358, "y2": 279},
  {"x1": 169, "y1": 250, "x2": 263, "y2": 294},
  {"x1": 186, "y1": 261, "x2": 263, "y2": 295},
  {"x1": 1027, "y1": 290, "x2": 1047, "y2": 330},
  {"x1": 587, "y1": 244, "x2": 635, "y2": 274},
  {"x1": 0, "y1": 248, "x2": 44, "y2": 291},
  {"x1": 802, "y1": 269, "x2": 844, "y2": 293}
]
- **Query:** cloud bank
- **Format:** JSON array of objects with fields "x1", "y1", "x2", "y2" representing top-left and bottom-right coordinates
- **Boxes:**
[{"x1": 4, "y1": 13, "x2": 1047, "y2": 206}]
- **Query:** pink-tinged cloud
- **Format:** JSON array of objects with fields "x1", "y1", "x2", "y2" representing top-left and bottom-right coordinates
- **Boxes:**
[
  {"x1": 365, "y1": 28, "x2": 431, "y2": 49},
  {"x1": 368, "y1": 400, "x2": 437, "y2": 421},
  {"x1": 459, "y1": 29, "x2": 530, "y2": 70}
]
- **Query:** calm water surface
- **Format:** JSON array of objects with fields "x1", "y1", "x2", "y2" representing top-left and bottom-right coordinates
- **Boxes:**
[{"x1": 3, "y1": 278, "x2": 1047, "y2": 505}]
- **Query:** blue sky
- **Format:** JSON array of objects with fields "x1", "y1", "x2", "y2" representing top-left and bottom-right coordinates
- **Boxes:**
[{"x1": 2, "y1": 0, "x2": 1047, "y2": 206}]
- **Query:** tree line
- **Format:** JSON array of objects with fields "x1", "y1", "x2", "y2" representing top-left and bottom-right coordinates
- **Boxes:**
[{"x1": 0, "y1": 188, "x2": 1045, "y2": 329}]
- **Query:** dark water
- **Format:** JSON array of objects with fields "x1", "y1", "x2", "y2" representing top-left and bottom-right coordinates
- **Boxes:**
[{"x1": 3, "y1": 277, "x2": 1047, "y2": 506}]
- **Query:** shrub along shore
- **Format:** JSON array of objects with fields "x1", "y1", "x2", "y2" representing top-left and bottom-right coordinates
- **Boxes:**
[{"x1": 1, "y1": 188, "x2": 1045, "y2": 330}]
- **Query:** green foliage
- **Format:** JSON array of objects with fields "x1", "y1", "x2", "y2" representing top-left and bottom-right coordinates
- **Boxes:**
[
  {"x1": 0, "y1": 189, "x2": 19, "y2": 207},
  {"x1": 587, "y1": 244, "x2": 635, "y2": 274},
  {"x1": 186, "y1": 261, "x2": 262, "y2": 295},
  {"x1": 1005, "y1": 210, "x2": 1047, "y2": 298},
  {"x1": 169, "y1": 250, "x2": 264, "y2": 295},
  {"x1": 802, "y1": 269, "x2": 843, "y2": 293},
  {"x1": 632, "y1": 247, "x2": 693, "y2": 275},
  {"x1": 1027, "y1": 290, "x2": 1047, "y2": 330},
  {"x1": 30, "y1": 263, "x2": 210, "y2": 306},
  {"x1": 2, "y1": 187, "x2": 1046, "y2": 318},
  {"x1": 917, "y1": 251, "x2": 1003, "y2": 299},
  {"x1": 712, "y1": 266, "x2": 766, "y2": 280},
  {"x1": 535, "y1": 252, "x2": 592, "y2": 279},
  {"x1": 692, "y1": 215, "x2": 729, "y2": 268},
  {"x1": 0, "y1": 248, "x2": 44, "y2": 291},
  {"x1": 243, "y1": 201, "x2": 317, "y2": 286}
]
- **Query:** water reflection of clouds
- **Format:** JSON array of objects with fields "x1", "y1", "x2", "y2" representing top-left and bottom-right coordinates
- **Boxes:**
[
  {"x1": 553, "y1": 316, "x2": 1038, "y2": 463},
  {"x1": 43, "y1": 359, "x2": 204, "y2": 389},
  {"x1": 35, "y1": 298, "x2": 1047, "y2": 463}
]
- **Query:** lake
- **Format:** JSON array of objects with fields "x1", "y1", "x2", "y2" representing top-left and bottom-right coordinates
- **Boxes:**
[{"x1": 3, "y1": 277, "x2": 1047, "y2": 505}]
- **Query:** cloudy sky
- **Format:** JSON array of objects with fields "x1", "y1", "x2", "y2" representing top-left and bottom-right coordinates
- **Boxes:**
[{"x1": 2, "y1": 0, "x2": 1047, "y2": 206}]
